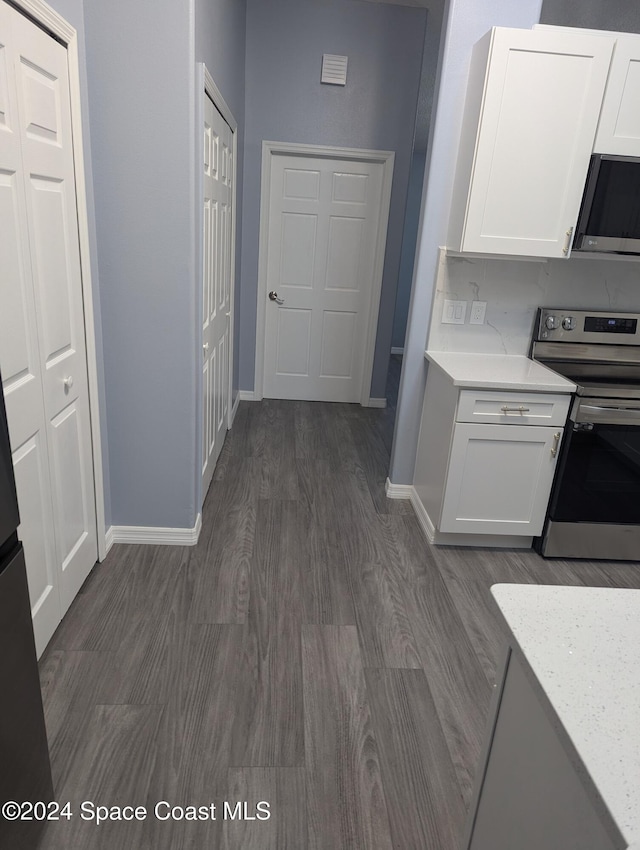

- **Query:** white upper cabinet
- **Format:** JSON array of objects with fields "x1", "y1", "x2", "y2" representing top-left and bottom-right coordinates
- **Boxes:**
[
  {"x1": 594, "y1": 35, "x2": 640, "y2": 155},
  {"x1": 449, "y1": 27, "x2": 614, "y2": 258}
]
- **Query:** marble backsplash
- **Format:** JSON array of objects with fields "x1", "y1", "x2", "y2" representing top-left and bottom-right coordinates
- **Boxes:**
[{"x1": 426, "y1": 248, "x2": 640, "y2": 354}]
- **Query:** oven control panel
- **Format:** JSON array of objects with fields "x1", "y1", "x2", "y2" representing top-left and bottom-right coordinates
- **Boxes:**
[
  {"x1": 536, "y1": 309, "x2": 640, "y2": 344},
  {"x1": 583, "y1": 316, "x2": 637, "y2": 334}
]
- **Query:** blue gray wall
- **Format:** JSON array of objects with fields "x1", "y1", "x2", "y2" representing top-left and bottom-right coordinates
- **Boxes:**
[
  {"x1": 84, "y1": 0, "x2": 198, "y2": 529},
  {"x1": 392, "y1": 1, "x2": 444, "y2": 354},
  {"x1": 390, "y1": 0, "x2": 544, "y2": 485},
  {"x1": 45, "y1": 0, "x2": 111, "y2": 528},
  {"x1": 240, "y1": 0, "x2": 427, "y2": 399},
  {"x1": 392, "y1": 152, "x2": 426, "y2": 351},
  {"x1": 540, "y1": 0, "x2": 640, "y2": 32}
]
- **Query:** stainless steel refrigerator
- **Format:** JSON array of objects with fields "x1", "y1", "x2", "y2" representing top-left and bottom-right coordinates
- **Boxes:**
[{"x1": 0, "y1": 374, "x2": 53, "y2": 848}]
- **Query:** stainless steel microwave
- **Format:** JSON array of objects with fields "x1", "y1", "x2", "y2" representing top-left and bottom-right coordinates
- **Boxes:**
[{"x1": 573, "y1": 154, "x2": 640, "y2": 255}]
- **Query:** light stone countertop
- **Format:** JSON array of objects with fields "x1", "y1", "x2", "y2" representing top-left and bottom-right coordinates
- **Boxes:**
[
  {"x1": 492, "y1": 584, "x2": 640, "y2": 848},
  {"x1": 425, "y1": 351, "x2": 576, "y2": 393}
]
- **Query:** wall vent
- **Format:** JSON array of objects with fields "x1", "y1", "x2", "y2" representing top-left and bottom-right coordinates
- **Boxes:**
[{"x1": 321, "y1": 54, "x2": 348, "y2": 86}]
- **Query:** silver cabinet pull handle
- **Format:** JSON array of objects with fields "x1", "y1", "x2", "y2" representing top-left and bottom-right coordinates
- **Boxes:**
[
  {"x1": 551, "y1": 431, "x2": 561, "y2": 458},
  {"x1": 269, "y1": 291, "x2": 284, "y2": 304},
  {"x1": 562, "y1": 226, "x2": 574, "y2": 256},
  {"x1": 501, "y1": 405, "x2": 530, "y2": 414}
]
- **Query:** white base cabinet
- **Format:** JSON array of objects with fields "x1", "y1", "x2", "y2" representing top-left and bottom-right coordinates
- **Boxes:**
[
  {"x1": 413, "y1": 360, "x2": 571, "y2": 545},
  {"x1": 440, "y1": 423, "x2": 562, "y2": 535}
]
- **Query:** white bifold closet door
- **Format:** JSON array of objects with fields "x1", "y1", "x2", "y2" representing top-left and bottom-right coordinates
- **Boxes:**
[
  {"x1": 201, "y1": 93, "x2": 232, "y2": 498},
  {"x1": 0, "y1": 1, "x2": 97, "y2": 657}
]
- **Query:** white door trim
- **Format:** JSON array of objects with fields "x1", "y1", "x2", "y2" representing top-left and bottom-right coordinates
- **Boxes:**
[
  {"x1": 203, "y1": 66, "x2": 236, "y2": 431},
  {"x1": 9, "y1": 0, "x2": 107, "y2": 561},
  {"x1": 204, "y1": 67, "x2": 237, "y2": 134},
  {"x1": 254, "y1": 141, "x2": 395, "y2": 406},
  {"x1": 200, "y1": 65, "x2": 237, "y2": 473}
]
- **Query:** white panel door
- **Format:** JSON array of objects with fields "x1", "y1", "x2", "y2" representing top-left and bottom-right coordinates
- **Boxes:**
[
  {"x1": 263, "y1": 154, "x2": 385, "y2": 403},
  {"x1": 0, "y1": 0, "x2": 60, "y2": 654},
  {"x1": 0, "y1": 1, "x2": 97, "y2": 655},
  {"x1": 202, "y1": 94, "x2": 232, "y2": 497}
]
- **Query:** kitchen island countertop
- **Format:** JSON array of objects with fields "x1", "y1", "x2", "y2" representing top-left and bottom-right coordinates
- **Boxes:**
[
  {"x1": 425, "y1": 351, "x2": 576, "y2": 393},
  {"x1": 491, "y1": 584, "x2": 640, "y2": 849}
]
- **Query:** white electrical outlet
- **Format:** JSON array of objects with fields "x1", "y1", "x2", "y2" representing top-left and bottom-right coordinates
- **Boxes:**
[
  {"x1": 442, "y1": 299, "x2": 467, "y2": 325},
  {"x1": 469, "y1": 301, "x2": 487, "y2": 325}
]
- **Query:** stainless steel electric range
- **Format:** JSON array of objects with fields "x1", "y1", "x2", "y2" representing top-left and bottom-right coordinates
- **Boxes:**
[{"x1": 532, "y1": 308, "x2": 640, "y2": 561}]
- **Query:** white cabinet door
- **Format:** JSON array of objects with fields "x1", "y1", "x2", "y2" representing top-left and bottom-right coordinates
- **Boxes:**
[
  {"x1": 594, "y1": 36, "x2": 640, "y2": 155},
  {"x1": 439, "y1": 423, "x2": 562, "y2": 535},
  {"x1": 202, "y1": 94, "x2": 232, "y2": 498},
  {"x1": 458, "y1": 28, "x2": 613, "y2": 257}
]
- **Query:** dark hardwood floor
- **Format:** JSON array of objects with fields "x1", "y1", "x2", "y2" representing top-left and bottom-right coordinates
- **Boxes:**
[{"x1": 35, "y1": 358, "x2": 640, "y2": 849}]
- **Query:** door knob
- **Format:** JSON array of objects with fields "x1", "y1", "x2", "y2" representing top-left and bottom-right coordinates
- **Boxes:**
[
  {"x1": 63, "y1": 376, "x2": 73, "y2": 390},
  {"x1": 269, "y1": 291, "x2": 284, "y2": 304},
  {"x1": 203, "y1": 342, "x2": 209, "y2": 351}
]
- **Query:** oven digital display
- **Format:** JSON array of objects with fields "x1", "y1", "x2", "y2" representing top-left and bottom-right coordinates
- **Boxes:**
[{"x1": 584, "y1": 316, "x2": 638, "y2": 333}]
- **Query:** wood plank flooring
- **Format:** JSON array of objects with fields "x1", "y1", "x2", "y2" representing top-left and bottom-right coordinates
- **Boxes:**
[{"x1": 35, "y1": 365, "x2": 640, "y2": 849}]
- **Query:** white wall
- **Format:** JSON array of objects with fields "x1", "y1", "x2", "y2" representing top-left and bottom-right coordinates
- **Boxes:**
[{"x1": 428, "y1": 251, "x2": 640, "y2": 355}]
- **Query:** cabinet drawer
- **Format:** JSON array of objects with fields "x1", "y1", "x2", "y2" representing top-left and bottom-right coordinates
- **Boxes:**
[{"x1": 456, "y1": 391, "x2": 570, "y2": 426}]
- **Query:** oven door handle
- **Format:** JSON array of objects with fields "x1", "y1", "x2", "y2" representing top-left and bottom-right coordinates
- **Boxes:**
[{"x1": 576, "y1": 404, "x2": 640, "y2": 426}]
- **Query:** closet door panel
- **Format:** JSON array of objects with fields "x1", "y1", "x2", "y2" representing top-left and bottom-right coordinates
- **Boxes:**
[
  {"x1": 0, "y1": 2, "x2": 97, "y2": 652},
  {"x1": 0, "y1": 0, "x2": 61, "y2": 656},
  {"x1": 12, "y1": 9, "x2": 97, "y2": 615}
]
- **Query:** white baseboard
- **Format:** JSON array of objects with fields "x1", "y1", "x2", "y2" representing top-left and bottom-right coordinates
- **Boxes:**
[
  {"x1": 367, "y1": 397, "x2": 387, "y2": 409},
  {"x1": 107, "y1": 513, "x2": 202, "y2": 547},
  {"x1": 407, "y1": 487, "x2": 437, "y2": 543},
  {"x1": 384, "y1": 481, "x2": 530, "y2": 548},
  {"x1": 384, "y1": 478, "x2": 413, "y2": 500},
  {"x1": 391, "y1": 347, "x2": 404, "y2": 355},
  {"x1": 239, "y1": 390, "x2": 385, "y2": 408},
  {"x1": 385, "y1": 479, "x2": 435, "y2": 542}
]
